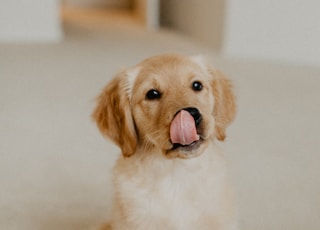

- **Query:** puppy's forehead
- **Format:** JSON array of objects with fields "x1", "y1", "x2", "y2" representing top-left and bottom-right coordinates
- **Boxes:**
[{"x1": 136, "y1": 55, "x2": 208, "y2": 83}]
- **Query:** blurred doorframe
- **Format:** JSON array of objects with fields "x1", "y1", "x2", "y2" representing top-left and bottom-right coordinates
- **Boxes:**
[
  {"x1": 134, "y1": 0, "x2": 159, "y2": 30},
  {"x1": 61, "y1": 0, "x2": 160, "y2": 30}
]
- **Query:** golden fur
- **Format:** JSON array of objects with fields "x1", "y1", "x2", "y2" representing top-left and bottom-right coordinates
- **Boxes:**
[{"x1": 93, "y1": 54, "x2": 237, "y2": 230}]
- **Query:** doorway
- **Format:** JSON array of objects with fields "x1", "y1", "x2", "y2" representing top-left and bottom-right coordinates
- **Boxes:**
[{"x1": 61, "y1": 0, "x2": 159, "y2": 30}]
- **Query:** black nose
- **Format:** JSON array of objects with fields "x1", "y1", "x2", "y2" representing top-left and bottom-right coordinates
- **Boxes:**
[{"x1": 183, "y1": 107, "x2": 202, "y2": 127}]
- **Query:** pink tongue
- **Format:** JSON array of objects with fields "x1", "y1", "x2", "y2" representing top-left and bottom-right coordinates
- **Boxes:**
[{"x1": 170, "y1": 110, "x2": 200, "y2": 145}]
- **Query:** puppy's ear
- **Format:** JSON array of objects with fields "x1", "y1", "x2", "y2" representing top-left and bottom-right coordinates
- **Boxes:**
[
  {"x1": 210, "y1": 69, "x2": 236, "y2": 141},
  {"x1": 92, "y1": 70, "x2": 138, "y2": 157}
]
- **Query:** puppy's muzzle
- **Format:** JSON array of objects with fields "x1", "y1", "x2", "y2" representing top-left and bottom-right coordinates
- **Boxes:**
[
  {"x1": 182, "y1": 107, "x2": 202, "y2": 127},
  {"x1": 167, "y1": 107, "x2": 205, "y2": 158},
  {"x1": 170, "y1": 107, "x2": 202, "y2": 147}
]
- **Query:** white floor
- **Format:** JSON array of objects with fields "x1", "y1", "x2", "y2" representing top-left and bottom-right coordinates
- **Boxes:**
[{"x1": 1, "y1": 9, "x2": 320, "y2": 230}]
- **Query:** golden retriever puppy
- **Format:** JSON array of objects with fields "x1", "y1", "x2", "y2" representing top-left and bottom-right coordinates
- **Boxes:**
[{"x1": 93, "y1": 54, "x2": 237, "y2": 230}]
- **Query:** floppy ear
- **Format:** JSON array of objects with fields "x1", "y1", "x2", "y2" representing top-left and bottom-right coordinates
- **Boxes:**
[
  {"x1": 92, "y1": 70, "x2": 138, "y2": 157},
  {"x1": 210, "y1": 69, "x2": 236, "y2": 141}
]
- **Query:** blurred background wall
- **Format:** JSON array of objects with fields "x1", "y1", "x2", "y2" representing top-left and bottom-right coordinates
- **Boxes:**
[
  {"x1": 0, "y1": 0, "x2": 62, "y2": 42},
  {"x1": 1, "y1": 0, "x2": 319, "y2": 65},
  {"x1": 224, "y1": 0, "x2": 320, "y2": 67},
  {"x1": 160, "y1": 0, "x2": 225, "y2": 52},
  {"x1": 160, "y1": 0, "x2": 320, "y2": 67}
]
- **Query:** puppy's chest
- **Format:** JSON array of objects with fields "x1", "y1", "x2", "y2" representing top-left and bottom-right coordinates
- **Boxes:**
[
  {"x1": 119, "y1": 164, "x2": 223, "y2": 227},
  {"x1": 145, "y1": 176, "x2": 216, "y2": 214}
]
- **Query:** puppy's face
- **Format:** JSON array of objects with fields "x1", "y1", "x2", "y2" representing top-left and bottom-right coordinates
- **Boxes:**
[
  {"x1": 131, "y1": 56, "x2": 216, "y2": 159},
  {"x1": 93, "y1": 55, "x2": 235, "y2": 159}
]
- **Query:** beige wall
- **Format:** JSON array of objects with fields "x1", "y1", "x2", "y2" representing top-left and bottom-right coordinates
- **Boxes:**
[
  {"x1": 224, "y1": 0, "x2": 320, "y2": 67},
  {"x1": 0, "y1": 0, "x2": 62, "y2": 42},
  {"x1": 161, "y1": 0, "x2": 320, "y2": 67},
  {"x1": 161, "y1": 0, "x2": 225, "y2": 51}
]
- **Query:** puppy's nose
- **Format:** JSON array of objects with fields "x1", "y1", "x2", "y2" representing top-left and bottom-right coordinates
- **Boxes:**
[{"x1": 183, "y1": 107, "x2": 202, "y2": 127}]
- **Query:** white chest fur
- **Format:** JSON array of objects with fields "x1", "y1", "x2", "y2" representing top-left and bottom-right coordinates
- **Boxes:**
[{"x1": 110, "y1": 144, "x2": 236, "y2": 230}]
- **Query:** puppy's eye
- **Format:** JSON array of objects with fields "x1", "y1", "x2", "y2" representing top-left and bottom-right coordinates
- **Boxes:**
[
  {"x1": 146, "y1": 89, "x2": 161, "y2": 100},
  {"x1": 192, "y1": 81, "x2": 203, "y2": 91}
]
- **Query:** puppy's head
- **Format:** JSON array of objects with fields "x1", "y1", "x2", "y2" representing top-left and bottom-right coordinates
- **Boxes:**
[{"x1": 93, "y1": 54, "x2": 236, "y2": 159}]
